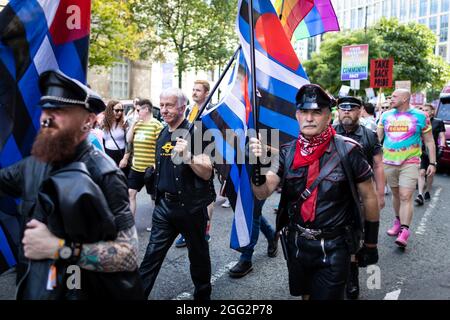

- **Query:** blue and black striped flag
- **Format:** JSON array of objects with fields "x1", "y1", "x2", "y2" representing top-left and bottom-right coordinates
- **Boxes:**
[
  {"x1": 0, "y1": 0, "x2": 92, "y2": 273},
  {"x1": 202, "y1": 0, "x2": 309, "y2": 250}
]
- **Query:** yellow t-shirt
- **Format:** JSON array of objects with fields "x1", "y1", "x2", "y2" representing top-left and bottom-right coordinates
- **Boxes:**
[{"x1": 131, "y1": 118, "x2": 163, "y2": 172}]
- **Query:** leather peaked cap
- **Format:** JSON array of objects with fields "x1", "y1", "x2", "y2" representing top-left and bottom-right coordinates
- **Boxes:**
[
  {"x1": 39, "y1": 70, "x2": 106, "y2": 114},
  {"x1": 337, "y1": 96, "x2": 363, "y2": 110},
  {"x1": 296, "y1": 84, "x2": 336, "y2": 110}
]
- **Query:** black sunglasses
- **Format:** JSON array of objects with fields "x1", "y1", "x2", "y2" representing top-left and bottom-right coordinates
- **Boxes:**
[{"x1": 113, "y1": 109, "x2": 124, "y2": 113}]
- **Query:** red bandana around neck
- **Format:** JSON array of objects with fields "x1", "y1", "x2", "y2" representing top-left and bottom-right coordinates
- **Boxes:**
[{"x1": 292, "y1": 125, "x2": 336, "y2": 223}]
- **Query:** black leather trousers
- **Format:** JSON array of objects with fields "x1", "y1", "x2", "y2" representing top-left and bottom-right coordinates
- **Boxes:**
[
  {"x1": 286, "y1": 231, "x2": 350, "y2": 300},
  {"x1": 139, "y1": 199, "x2": 211, "y2": 300}
]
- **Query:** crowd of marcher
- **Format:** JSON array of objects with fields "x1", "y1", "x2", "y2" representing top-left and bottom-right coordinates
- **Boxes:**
[{"x1": 0, "y1": 69, "x2": 446, "y2": 300}]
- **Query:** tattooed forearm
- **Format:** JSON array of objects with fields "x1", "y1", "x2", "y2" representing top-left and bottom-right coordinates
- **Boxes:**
[{"x1": 78, "y1": 226, "x2": 139, "y2": 272}]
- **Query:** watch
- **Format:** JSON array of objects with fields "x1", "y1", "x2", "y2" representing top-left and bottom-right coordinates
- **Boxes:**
[
  {"x1": 430, "y1": 162, "x2": 437, "y2": 166},
  {"x1": 58, "y1": 244, "x2": 73, "y2": 260}
]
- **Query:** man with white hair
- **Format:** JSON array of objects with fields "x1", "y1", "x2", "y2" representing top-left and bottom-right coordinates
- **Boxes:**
[
  {"x1": 138, "y1": 88, "x2": 215, "y2": 300},
  {"x1": 377, "y1": 89, "x2": 436, "y2": 248}
]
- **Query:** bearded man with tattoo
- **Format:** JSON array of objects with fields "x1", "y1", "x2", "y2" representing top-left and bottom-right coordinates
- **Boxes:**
[{"x1": 0, "y1": 71, "x2": 144, "y2": 299}]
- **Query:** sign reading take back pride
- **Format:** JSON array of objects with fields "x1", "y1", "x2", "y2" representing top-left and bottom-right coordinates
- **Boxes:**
[{"x1": 370, "y1": 58, "x2": 394, "y2": 88}]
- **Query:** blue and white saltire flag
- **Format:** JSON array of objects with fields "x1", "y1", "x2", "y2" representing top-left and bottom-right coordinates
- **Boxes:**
[
  {"x1": 0, "y1": 0, "x2": 92, "y2": 273},
  {"x1": 237, "y1": 0, "x2": 309, "y2": 144}
]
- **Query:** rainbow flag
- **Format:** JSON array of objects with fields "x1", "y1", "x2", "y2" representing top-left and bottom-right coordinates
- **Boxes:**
[{"x1": 274, "y1": 0, "x2": 340, "y2": 41}]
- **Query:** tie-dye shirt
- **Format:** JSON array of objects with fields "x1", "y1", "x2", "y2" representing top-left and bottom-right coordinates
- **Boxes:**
[{"x1": 378, "y1": 108, "x2": 431, "y2": 166}]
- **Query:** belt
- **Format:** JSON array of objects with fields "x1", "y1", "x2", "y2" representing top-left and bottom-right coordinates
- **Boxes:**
[
  {"x1": 164, "y1": 192, "x2": 180, "y2": 202},
  {"x1": 291, "y1": 224, "x2": 346, "y2": 240}
]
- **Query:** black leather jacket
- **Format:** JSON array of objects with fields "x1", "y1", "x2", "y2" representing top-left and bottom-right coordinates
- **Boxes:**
[
  {"x1": 275, "y1": 135, "x2": 373, "y2": 231},
  {"x1": 334, "y1": 124, "x2": 382, "y2": 168},
  {"x1": 0, "y1": 140, "x2": 141, "y2": 299},
  {"x1": 154, "y1": 123, "x2": 215, "y2": 212}
]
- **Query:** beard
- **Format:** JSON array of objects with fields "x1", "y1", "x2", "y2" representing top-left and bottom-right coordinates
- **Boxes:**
[
  {"x1": 31, "y1": 125, "x2": 81, "y2": 164},
  {"x1": 341, "y1": 117, "x2": 355, "y2": 126}
]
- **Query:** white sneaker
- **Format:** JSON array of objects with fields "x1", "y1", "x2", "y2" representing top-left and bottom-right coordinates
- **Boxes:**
[
  {"x1": 146, "y1": 227, "x2": 152, "y2": 232},
  {"x1": 221, "y1": 199, "x2": 231, "y2": 208}
]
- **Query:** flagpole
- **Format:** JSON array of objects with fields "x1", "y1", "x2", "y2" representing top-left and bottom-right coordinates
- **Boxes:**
[
  {"x1": 248, "y1": 0, "x2": 259, "y2": 134},
  {"x1": 184, "y1": 45, "x2": 241, "y2": 136},
  {"x1": 247, "y1": 0, "x2": 264, "y2": 188},
  {"x1": 279, "y1": 0, "x2": 285, "y2": 19}
]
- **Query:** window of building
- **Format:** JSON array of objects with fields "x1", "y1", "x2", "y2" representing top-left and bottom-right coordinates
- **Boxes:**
[
  {"x1": 440, "y1": 14, "x2": 449, "y2": 42},
  {"x1": 358, "y1": 7, "x2": 364, "y2": 29},
  {"x1": 351, "y1": 8, "x2": 357, "y2": 29},
  {"x1": 410, "y1": 0, "x2": 418, "y2": 19},
  {"x1": 439, "y1": 44, "x2": 447, "y2": 59},
  {"x1": 442, "y1": 0, "x2": 450, "y2": 12},
  {"x1": 367, "y1": 4, "x2": 374, "y2": 26},
  {"x1": 344, "y1": 10, "x2": 351, "y2": 29},
  {"x1": 110, "y1": 59, "x2": 130, "y2": 99},
  {"x1": 382, "y1": 0, "x2": 389, "y2": 17},
  {"x1": 429, "y1": 16, "x2": 438, "y2": 34},
  {"x1": 391, "y1": 0, "x2": 397, "y2": 17},
  {"x1": 419, "y1": 0, "x2": 428, "y2": 17},
  {"x1": 399, "y1": 0, "x2": 407, "y2": 21},
  {"x1": 307, "y1": 37, "x2": 317, "y2": 60},
  {"x1": 430, "y1": 0, "x2": 439, "y2": 14},
  {"x1": 419, "y1": 17, "x2": 428, "y2": 25},
  {"x1": 375, "y1": 1, "x2": 382, "y2": 21}
]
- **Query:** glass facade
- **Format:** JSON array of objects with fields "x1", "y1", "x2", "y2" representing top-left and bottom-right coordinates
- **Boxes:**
[
  {"x1": 431, "y1": 0, "x2": 439, "y2": 14},
  {"x1": 443, "y1": 0, "x2": 450, "y2": 12},
  {"x1": 440, "y1": 14, "x2": 449, "y2": 41},
  {"x1": 410, "y1": 0, "x2": 418, "y2": 19},
  {"x1": 324, "y1": 0, "x2": 450, "y2": 62},
  {"x1": 420, "y1": 0, "x2": 428, "y2": 16}
]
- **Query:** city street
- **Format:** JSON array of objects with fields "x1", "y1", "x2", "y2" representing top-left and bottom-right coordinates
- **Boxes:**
[{"x1": 1, "y1": 173, "x2": 449, "y2": 300}]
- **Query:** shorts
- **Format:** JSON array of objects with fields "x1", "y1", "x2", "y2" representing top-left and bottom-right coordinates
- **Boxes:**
[
  {"x1": 384, "y1": 163, "x2": 419, "y2": 189},
  {"x1": 128, "y1": 169, "x2": 145, "y2": 191}
]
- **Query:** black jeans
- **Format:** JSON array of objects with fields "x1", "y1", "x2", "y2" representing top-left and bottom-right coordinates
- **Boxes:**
[{"x1": 139, "y1": 199, "x2": 211, "y2": 300}]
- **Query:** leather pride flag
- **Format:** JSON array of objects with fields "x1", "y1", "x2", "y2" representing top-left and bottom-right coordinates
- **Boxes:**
[{"x1": 0, "y1": 0, "x2": 91, "y2": 273}]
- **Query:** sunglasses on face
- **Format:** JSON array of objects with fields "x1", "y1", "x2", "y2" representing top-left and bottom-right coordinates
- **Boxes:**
[{"x1": 113, "y1": 109, "x2": 123, "y2": 113}]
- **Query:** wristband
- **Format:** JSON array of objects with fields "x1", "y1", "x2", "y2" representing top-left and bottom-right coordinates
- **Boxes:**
[
  {"x1": 54, "y1": 239, "x2": 65, "y2": 259},
  {"x1": 364, "y1": 220, "x2": 379, "y2": 244}
]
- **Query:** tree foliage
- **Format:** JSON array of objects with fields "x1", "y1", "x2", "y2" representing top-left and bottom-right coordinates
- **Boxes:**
[
  {"x1": 304, "y1": 18, "x2": 450, "y2": 96},
  {"x1": 89, "y1": 0, "x2": 141, "y2": 68},
  {"x1": 131, "y1": 0, "x2": 238, "y2": 88}
]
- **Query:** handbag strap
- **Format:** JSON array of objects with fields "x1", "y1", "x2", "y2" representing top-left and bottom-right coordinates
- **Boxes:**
[{"x1": 107, "y1": 122, "x2": 125, "y2": 156}]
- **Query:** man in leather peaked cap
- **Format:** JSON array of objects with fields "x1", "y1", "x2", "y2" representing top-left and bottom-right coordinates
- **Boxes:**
[
  {"x1": 0, "y1": 70, "x2": 144, "y2": 299},
  {"x1": 249, "y1": 83, "x2": 380, "y2": 300}
]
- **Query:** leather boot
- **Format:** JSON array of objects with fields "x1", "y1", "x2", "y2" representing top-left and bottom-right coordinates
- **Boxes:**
[
  {"x1": 346, "y1": 261, "x2": 359, "y2": 300},
  {"x1": 228, "y1": 261, "x2": 253, "y2": 278}
]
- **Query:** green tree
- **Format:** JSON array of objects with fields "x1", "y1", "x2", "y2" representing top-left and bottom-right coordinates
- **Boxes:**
[
  {"x1": 304, "y1": 18, "x2": 450, "y2": 96},
  {"x1": 132, "y1": 0, "x2": 238, "y2": 88},
  {"x1": 89, "y1": 0, "x2": 141, "y2": 68}
]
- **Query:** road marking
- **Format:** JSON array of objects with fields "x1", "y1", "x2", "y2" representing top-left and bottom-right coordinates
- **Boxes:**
[
  {"x1": 173, "y1": 261, "x2": 238, "y2": 300},
  {"x1": 415, "y1": 187, "x2": 442, "y2": 235},
  {"x1": 383, "y1": 289, "x2": 401, "y2": 300}
]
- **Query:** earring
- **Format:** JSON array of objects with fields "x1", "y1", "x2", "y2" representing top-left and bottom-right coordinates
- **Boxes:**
[{"x1": 81, "y1": 123, "x2": 91, "y2": 132}]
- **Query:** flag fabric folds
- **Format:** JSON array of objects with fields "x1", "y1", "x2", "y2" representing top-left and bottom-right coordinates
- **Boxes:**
[
  {"x1": 274, "y1": 0, "x2": 340, "y2": 41},
  {"x1": 202, "y1": 0, "x2": 309, "y2": 249},
  {"x1": 0, "y1": 0, "x2": 91, "y2": 273},
  {"x1": 237, "y1": 0, "x2": 309, "y2": 145},
  {"x1": 202, "y1": 51, "x2": 255, "y2": 250}
]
